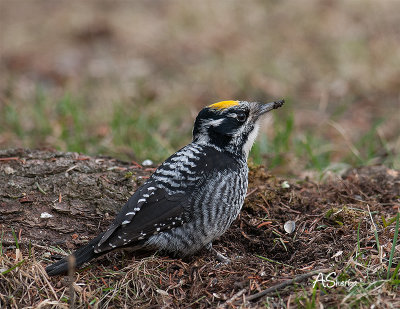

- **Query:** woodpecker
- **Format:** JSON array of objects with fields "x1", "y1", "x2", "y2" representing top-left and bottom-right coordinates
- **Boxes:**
[{"x1": 46, "y1": 99, "x2": 284, "y2": 276}]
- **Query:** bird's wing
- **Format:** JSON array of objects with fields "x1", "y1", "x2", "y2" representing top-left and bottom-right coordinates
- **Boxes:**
[
  {"x1": 94, "y1": 145, "x2": 240, "y2": 254},
  {"x1": 94, "y1": 182, "x2": 190, "y2": 253}
]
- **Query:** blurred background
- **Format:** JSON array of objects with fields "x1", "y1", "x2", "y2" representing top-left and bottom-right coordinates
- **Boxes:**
[{"x1": 1, "y1": 0, "x2": 399, "y2": 176}]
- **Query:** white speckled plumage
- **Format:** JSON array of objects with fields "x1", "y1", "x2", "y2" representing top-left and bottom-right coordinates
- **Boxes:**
[{"x1": 46, "y1": 99, "x2": 284, "y2": 276}]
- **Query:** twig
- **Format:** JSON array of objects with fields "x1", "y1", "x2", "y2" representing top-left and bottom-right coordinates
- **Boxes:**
[
  {"x1": 65, "y1": 165, "x2": 78, "y2": 173},
  {"x1": 35, "y1": 182, "x2": 47, "y2": 195},
  {"x1": 255, "y1": 255, "x2": 294, "y2": 268},
  {"x1": 279, "y1": 202, "x2": 301, "y2": 214},
  {"x1": 259, "y1": 193, "x2": 271, "y2": 208},
  {"x1": 38, "y1": 263, "x2": 58, "y2": 300},
  {"x1": 327, "y1": 120, "x2": 362, "y2": 161},
  {"x1": 367, "y1": 204, "x2": 382, "y2": 263},
  {"x1": 219, "y1": 288, "x2": 247, "y2": 308},
  {"x1": 68, "y1": 255, "x2": 76, "y2": 309},
  {"x1": 130, "y1": 159, "x2": 143, "y2": 169},
  {"x1": 245, "y1": 268, "x2": 331, "y2": 302},
  {"x1": 240, "y1": 221, "x2": 260, "y2": 243},
  {"x1": 0, "y1": 156, "x2": 20, "y2": 162},
  {"x1": 246, "y1": 187, "x2": 258, "y2": 197}
]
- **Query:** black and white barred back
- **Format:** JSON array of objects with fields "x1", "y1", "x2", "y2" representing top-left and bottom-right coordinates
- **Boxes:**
[
  {"x1": 147, "y1": 144, "x2": 248, "y2": 254},
  {"x1": 46, "y1": 99, "x2": 284, "y2": 276},
  {"x1": 93, "y1": 143, "x2": 248, "y2": 256}
]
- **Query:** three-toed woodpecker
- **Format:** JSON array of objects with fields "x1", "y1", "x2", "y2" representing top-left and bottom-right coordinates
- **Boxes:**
[{"x1": 46, "y1": 99, "x2": 284, "y2": 276}]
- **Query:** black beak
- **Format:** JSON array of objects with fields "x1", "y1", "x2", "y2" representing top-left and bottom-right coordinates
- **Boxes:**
[{"x1": 257, "y1": 99, "x2": 285, "y2": 116}]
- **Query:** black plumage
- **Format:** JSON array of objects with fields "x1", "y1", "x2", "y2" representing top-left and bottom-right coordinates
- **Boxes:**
[{"x1": 46, "y1": 99, "x2": 284, "y2": 276}]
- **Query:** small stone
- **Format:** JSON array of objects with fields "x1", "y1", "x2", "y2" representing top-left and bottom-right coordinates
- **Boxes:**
[
  {"x1": 331, "y1": 250, "x2": 343, "y2": 260},
  {"x1": 4, "y1": 166, "x2": 15, "y2": 175},
  {"x1": 156, "y1": 289, "x2": 169, "y2": 296},
  {"x1": 284, "y1": 220, "x2": 296, "y2": 234},
  {"x1": 142, "y1": 159, "x2": 153, "y2": 166},
  {"x1": 40, "y1": 212, "x2": 53, "y2": 219},
  {"x1": 281, "y1": 181, "x2": 290, "y2": 189}
]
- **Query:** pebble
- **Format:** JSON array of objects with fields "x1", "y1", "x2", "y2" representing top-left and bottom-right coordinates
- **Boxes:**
[
  {"x1": 142, "y1": 159, "x2": 153, "y2": 166},
  {"x1": 284, "y1": 220, "x2": 296, "y2": 234}
]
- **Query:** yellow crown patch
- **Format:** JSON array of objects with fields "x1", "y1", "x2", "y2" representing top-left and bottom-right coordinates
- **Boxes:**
[{"x1": 208, "y1": 100, "x2": 239, "y2": 110}]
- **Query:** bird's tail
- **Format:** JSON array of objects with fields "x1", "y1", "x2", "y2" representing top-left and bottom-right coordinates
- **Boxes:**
[{"x1": 46, "y1": 232, "x2": 105, "y2": 276}]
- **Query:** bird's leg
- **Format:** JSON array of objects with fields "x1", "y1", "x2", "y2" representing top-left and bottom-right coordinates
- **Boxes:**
[{"x1": 206, "y1": 243, "x2": 230, "y2": 264}]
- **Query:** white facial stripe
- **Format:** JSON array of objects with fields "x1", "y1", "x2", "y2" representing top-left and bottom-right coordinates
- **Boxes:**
[
  {"x1": 195, "y1": 118, "x2": 225, "y2": 144},
  {"x1": 202, "y1": 118, "x2": 224, "y2": 128},
  {"x1": 243, "y1": 122, "x2": 260, "y2": 157}
]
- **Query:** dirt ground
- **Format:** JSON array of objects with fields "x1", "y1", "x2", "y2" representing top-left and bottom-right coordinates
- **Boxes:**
[
  {"x1": 1, "y1": 1, "x2": 399, "y2": 170},
  {"x1": 0, "y1": 148, "x2": 399, "y2": 308},
  {"x1": 1, "y1": 2, "x2": 399, "y2": 307}
]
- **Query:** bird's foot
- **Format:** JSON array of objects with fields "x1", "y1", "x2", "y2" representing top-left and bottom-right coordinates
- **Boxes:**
[{"x1": 206, "y1": 243, "x2": 231, "y2": 265}]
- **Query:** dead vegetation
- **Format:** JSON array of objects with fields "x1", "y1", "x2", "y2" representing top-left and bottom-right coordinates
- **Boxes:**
[
  {"x1": 1, "y1": 1, "x2": 399, "y2": 307},
  {"x1": 1, "y1": 149, "x2": 399, "y2": 308}
]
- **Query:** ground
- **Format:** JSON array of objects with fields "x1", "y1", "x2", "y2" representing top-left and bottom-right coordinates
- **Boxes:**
[
  {"x1": 1, "y1": 1, "x2": 399, "y2": 170},
  {"x1": 1, "y1": 1, "x2": 399, "y2": 308},
  {"x1": 1, "y1": 149, "x2": 399, "y2": 308}
]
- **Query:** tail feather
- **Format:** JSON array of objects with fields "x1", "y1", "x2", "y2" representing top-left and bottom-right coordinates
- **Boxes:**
[{"x1": 46, "y1": 233, "x2": 105, "y2": 276}]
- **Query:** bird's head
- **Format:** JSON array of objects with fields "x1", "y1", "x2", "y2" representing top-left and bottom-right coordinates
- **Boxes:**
[{"x1": 192, "y1": 99, "x2": 285, "y2": 158}]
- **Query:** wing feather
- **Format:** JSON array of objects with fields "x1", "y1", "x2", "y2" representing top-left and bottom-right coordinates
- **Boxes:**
[
  {"x1": 95, "y1": 183, "x2": 188, "y2": 252},
  {"x1": 95, "y1": 145, "x2": 242, "y2": 253}
]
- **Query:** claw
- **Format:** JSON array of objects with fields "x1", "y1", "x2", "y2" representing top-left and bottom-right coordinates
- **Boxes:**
[{"x1": 206, "y1": 243, "x2": 231, "y2": 264}]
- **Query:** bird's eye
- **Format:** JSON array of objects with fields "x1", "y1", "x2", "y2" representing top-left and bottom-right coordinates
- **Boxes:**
[{"x1": 236, "y1": 113, "x2": 247, "y2": 122}]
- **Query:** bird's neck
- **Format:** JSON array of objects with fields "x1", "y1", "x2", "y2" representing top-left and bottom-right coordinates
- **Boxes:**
[{"x1": 192, "y1": 138, "x2": 248, "y2": 163}]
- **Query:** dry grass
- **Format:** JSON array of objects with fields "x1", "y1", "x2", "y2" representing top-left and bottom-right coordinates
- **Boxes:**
[
  {"x1": 0, "y1": 0, "x2": 399, "y2": 170},
  {"x1": 1, "y1": 163, "x2": 399, "y2": 308},
  {"x1": 1, "y1": 1, "x2": 399, "y2": 307}
]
